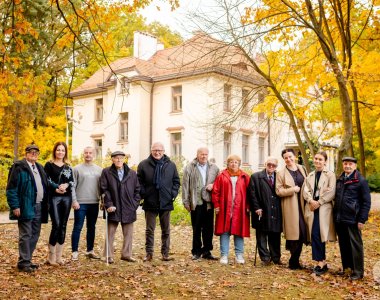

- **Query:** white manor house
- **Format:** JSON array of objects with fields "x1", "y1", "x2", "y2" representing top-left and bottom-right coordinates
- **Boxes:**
[{"x1": 69, "y1": 31, "x2": 290, "y2": 170}]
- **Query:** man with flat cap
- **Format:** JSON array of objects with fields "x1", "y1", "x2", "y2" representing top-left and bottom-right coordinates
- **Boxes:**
[
  {"x1": 6, "y1": 145, "x2": 49, "y2": 272},
  {"x1": 334, "y1": 156, "x2": 371, "y2": 280},
  {"x1": 99, "y1": 150, "x2": 141, "y2": 263}
]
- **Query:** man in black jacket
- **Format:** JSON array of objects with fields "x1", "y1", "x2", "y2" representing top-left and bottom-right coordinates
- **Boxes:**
[
  {"x1": 99, "y1": 151, "x2": 141, "y2": 263},
  {"x1": 334, "y1": 156, "x2": 371, "y2": 280},
  {"x1": 137, "y1": 142, "x2": 180, "y2": 262},
  {"x1": 6, "y1": 145, "x2": 49, "y2": 272},
  {"x1": 248, "y1": 157, "x2": 282, "y2": 265}
]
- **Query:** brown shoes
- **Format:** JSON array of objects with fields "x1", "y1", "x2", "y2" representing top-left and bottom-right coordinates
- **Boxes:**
[
  {"x1": 161, "y1": 255, "x2": 174, "y2": 261},
  {"x1": 143, "y1": 254, "x2": 153, "y2": 262},
  {"x1": 121, "y1": 257, "x2": 137, "y2": 262}
]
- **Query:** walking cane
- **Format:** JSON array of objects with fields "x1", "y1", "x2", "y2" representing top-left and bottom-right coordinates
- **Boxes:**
[
  {"x1": 105, "y1": 208, "x2": 109, "y2": 266},
  {"x1": 254, "y1": 215, "x2": 261, "y2": 267}
]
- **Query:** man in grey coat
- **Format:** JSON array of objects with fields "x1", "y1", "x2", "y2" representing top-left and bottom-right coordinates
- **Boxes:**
[{"x1": 182, "y1": 147, "x2": 219, "y2": 260}]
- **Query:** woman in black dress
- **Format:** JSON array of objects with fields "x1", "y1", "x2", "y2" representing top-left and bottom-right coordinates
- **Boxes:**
[{"x1": 45, "y1": 142, "x2": 74, "y2": 265}]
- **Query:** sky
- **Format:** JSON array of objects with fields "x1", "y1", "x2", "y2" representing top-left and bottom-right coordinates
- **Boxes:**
[{"x1": 140, "y1": 0, "x2": 204, "y2": 38}]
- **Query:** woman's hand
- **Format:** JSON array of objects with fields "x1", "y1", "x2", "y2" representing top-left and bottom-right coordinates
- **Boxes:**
[
  {"x1": 215, "y1": 207, "x2": 220, "y2": 214},
  {"x1": 309, "y1": 200, "x2": 320, "y2": 211},
  {"x1": 294, "y1": 186, "x2": 300, "y2": 193}
]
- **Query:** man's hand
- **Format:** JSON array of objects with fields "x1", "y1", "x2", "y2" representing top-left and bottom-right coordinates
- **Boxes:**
[
  {"x1": 358, "y1": 222, "x2": 364, "y2": 230},
  {"x1": 255, "y1": 209, "x2": 263, "y2": 217},
  {"x1": 184, "y1": 205, "x2": 191, "y2": 212},
  {"x1": 205, "y1": 183, "x2": 213, "y2": 191},
  {"x1": 72, "y1": 202, "x2": 80, "y2": 210},
  {"x1": 107, "y1": 206, "x2": 116, "y2": 213},
  {"x1": 13, "y1": 208, "x2": 20, "y2": 217}
]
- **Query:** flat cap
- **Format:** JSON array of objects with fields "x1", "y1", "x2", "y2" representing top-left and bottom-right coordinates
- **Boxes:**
[
  {"x1": 111, "y1": 150, "x2": 126, "y2": 157},
  {"x1": 342, "y1": 156, "x2": 357, "y2": 163},
  {"x1": 25, "y1": 145, "x2": 40, "y2": 152}
]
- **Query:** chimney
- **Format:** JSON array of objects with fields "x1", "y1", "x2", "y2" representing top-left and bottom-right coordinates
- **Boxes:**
[{"x1": 133, "y1": 31, "x2": 162, "y2": 60}]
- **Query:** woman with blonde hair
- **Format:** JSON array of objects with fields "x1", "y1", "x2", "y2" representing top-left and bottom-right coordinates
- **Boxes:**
[
  {"x1": 44, "y1": 142, "x2": 74, "y2": 265},
  {"x1": 303, "y1": 151, "x2": 336, "y2": 275},
  {"x1": 212, "y1": 155, "x2": 250, "y2": 265}
]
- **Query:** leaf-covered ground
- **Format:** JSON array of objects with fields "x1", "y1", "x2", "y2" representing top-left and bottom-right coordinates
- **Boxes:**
[{"x1": 0, "y1": 211, "x2": 379, "y2": 300}]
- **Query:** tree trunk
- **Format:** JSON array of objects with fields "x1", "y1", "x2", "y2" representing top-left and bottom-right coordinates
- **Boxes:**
[{"x1": 13, "y1": 102, "x2": 20, "y2": 161}]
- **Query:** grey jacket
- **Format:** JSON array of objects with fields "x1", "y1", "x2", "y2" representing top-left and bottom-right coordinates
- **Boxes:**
[{"x1": 182, "y1": 159, "x2": 219, "y2": 210}]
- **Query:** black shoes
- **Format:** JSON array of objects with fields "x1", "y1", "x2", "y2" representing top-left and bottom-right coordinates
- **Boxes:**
[
  {"x1": 202, "y1": 253, "x2": 218, "y2": 260},
  {"x1": 143, "y1": 254, "x2": 153, "y2": 262},
  {"x1": 350, "y1": 274, "x2": 363, "y2": 280},
  {"x1": 161, "y1": 255, "x2": 174, "y2": 261},
  {"x1": 18, "y1": 266, "x2": 35, "y2": 273},
  {"x1": 313, "y1": 264, "x2": 328, "y2": 276},
  {"x1": 192, "y1": 254, "x2": 201, "y2": 260},
  {"x1": 289, "y1": 263, "x2": 304, "y2": 270}
]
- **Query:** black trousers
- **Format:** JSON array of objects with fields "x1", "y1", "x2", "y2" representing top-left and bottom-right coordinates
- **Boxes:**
[
  {"x1": 255, "y1": 229, "x2": 281, "y2": 263},
  {"x1": 190, "y1": 202, "x2": 214, "y2": 256},
  {"x1": 311, "y1": 209, "x2": 326, "y2": 261},
  {"x1": 335, "y1": 222, "x2": 364, "y2": 276},
  {"x1": 49, "y1": 196, "x2": 72, "y2": 245}
]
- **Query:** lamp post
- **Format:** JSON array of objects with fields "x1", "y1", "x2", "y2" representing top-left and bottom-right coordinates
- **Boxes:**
[{"x1": 64, "y1": 105, "x2": 73, "y2": 149}]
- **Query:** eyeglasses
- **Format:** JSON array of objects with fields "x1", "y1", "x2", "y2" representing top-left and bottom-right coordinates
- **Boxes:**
[
  {"x1": 112, "y1": 157, "x2": 125, "y2": 161},
  {"x1": 151, "y1": 150, "x2": 164, "y2": 153},
  {"x1": 266, "y1": 163, "x2": 277, "y2": 168},
  {"x1": 27, "y1": 151, "x2": 40, "y2": 155}
]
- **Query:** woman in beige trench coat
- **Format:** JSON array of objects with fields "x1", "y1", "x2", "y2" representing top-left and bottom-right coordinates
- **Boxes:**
[
  {"x1": 303, "y1": 151, "x2": 336, "y2": 276},
  {"x1": 276, "y1": 149, "x2": 308, "y2": 270}
]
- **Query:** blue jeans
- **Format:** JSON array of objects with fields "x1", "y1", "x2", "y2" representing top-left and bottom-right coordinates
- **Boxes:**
[
  {"x1": 71, "y1": 203, "x2": 99, "y2": 252},
  {"x1": 220, "y1": 233, "x2": 244, "y2": 256}
]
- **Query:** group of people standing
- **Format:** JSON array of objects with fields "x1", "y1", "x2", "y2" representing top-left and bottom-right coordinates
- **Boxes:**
[{"x1": 6, "y1": 142, "x2": 371, "y2": 281}]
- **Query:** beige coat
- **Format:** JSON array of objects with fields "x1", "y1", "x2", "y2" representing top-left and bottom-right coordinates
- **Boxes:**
[
  {"x1": 303, "y1": 168, "x2": 336, "y2": 242},
  {"x1": 276, "y1": 164, "x2": 307, "y2": 240}
]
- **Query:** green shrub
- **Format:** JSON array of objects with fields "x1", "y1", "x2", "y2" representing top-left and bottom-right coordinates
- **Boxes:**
[
  {"x1": 0, "y1": 157, "x2": 13, "y2": 211},
  {"x1": 171, "y1": 196, "x2": 191, "y2": 226},
  {"x1": 367, "y1": 173, "x2": 380, "y2": 192}
]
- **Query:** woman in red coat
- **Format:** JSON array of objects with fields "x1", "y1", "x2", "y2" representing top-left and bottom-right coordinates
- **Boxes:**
[{"x1": 212, "y1": 155, "x2": 250, "y2": 265}]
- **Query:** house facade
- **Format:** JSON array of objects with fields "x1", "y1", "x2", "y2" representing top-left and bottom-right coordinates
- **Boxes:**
[{"x1": 69, "y1": 32, "x2": 269, "y2": 170}]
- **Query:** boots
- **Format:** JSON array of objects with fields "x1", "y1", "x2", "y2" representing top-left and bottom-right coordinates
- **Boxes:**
[
  {"x1": 56, "y1": 243, "x2": 65, "y2": 265},
  {"x1": 47, "y1": 244, "x2": 58, "y2": 266}
]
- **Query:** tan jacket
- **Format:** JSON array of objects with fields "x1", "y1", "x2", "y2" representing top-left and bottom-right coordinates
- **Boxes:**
[
  {"x1": 276, "y1": 164, "x2": 307, "y2": 240},
  {"x1": 303, "y1": 168, "x2": 336, "y2": 242}
]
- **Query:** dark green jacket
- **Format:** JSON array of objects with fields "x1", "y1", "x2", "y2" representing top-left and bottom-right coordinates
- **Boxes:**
[{"x1": 6, "y1": 159, "x2": 49, "y2": 222}]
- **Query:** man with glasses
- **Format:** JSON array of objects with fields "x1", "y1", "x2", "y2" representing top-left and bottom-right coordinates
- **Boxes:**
[
  {"x1": 6, "y1": 145, "x2": 49, "y2": 272},
  {"x1": 248, "y1": 157, "x2": 282, "y2": 265},
  {"x1": 137, "y1": 142, "x2": 180, "y2": 262}
]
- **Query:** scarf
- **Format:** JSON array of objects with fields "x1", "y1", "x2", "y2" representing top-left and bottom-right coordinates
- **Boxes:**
[
  {"x1": 227, "y1": 169, "x2": 241, "y2": 177},
  {"x1": 153, "y1": 157, "x2": 165, "y2": 190}
]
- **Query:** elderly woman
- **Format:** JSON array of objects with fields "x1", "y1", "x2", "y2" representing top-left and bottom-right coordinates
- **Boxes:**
[
  {"x1": 212, "y1": 155, "x2": 250, "y2": 265},
  {"x1": 303, "y1": 151, "x2": 336, "y2": 275},
  {"x1": 276, "y1": 149, "x2": 307, "y2": 270},
  {"x1": 44, "y1": 142, "x2": 74, "y2": 265}
]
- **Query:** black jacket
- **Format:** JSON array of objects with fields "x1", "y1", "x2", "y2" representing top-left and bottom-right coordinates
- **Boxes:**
[
  {"x1": 137, "y1": 155, "x2": 180, "y2": 211},
  {"x1": 99, "y1": 164, "x2": 141, "y2": 224},
  {"x1": 248, "y1": 170, "x2": 282, "y2": 232},
  {"x1": 334, "y1": 170, "x2": 371, "y2": 225}
]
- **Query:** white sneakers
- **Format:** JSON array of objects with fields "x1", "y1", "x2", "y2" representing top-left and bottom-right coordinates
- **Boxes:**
[
  {"x1": 220, "y1": 256, "x2": 228, "y2": 264},
  {"x1": 235, "y1": 254, "x2": 245, "y2": 264},
  {"x1": 72, "y1": 251, "x2": 79, "y2": 261}
]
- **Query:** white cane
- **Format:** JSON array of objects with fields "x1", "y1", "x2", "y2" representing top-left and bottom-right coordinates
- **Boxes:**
[{"x1": 105, "y1": 208, "x2": 109, "y2": 266}]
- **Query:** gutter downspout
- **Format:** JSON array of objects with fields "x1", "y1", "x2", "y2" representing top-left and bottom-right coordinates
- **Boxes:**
[{"x1": 149, "y1": 82, "x2": 155, "y2": 148}]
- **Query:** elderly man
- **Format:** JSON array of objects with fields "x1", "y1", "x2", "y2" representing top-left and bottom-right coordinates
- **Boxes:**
[
  {"x1": 334, "y1": 156, "x2": 371, "y2": 280},
  {"x1": 71, "y1": 147, "x2": 102, "y2": 261},
  {"x1": 182, "y1": 147, "x2": 219, "y2": 260},
  {"x1": 137, "y1": 142, "x2": 180, "y2": 262},
  {"x1": 99, "y1": 151, "x2": 141, "y2": 263},
  {"x1": 6, "y1": 145, "x2": 49, "y2": 272},
  {"x1": 248, "y1": 157, "x2": 282, "y2": 265}
]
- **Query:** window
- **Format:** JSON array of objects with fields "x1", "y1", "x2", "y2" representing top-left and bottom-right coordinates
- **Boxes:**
[
  {"x1": 94, "y1": 139, "x2": 102, "y2": 160},
  {"x1": 259, "y1": 136, "x2": 265, "y2": 166},
  {"x1": 224, "y1": 84, "x2": 232, "y2": 111},
  {"x1": 95, "y1": 98, "x2": 103, "y2": 121},
  {"x1": 224, "y1": 131, "x2": 232, "y2": 161},
  {"x1": 258, "y1": 93, "x2": 265, "y2": 121},
  {"x1": 242, "y1": 134, "x2": 249, "y2": 164},
  {"x1": 119, "y1": 112, "x2": 128, "y2": 142},
  {"x1": 120, "y1": 80, "x2": 130, "y2": 95},
  {"x1": 172, "y1": 86, "x2": 182, "y2": 112},
  {"x1": 171, "y1": 132, "x2": 182, "y2": 156},
  {"x1": 242, "y1": 89, "x2": 250, "y2": 115}
]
